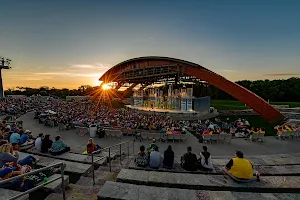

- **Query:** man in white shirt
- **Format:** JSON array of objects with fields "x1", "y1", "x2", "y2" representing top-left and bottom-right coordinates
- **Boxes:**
[
  {"x1": 35, "y1": 133, "x2": 44, "y2": 152},
  {"x1": 149, "y1": 146, "x2": 162, "y2": 169}
]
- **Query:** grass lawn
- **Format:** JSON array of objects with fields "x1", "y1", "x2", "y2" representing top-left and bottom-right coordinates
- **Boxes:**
[
  {"x1": 218, "y1": 115, "x2": 276, "y2": 136},
  {"x1": 211, "y1": 100, "x2": 300, "y2": 110}
]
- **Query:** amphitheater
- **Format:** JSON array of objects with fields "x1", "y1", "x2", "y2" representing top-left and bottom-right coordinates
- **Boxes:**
[{"x1": 2, "y1": 110, "x2": 300, "y2": 200}]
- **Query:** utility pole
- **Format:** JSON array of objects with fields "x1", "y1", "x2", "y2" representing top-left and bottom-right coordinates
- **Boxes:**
[{"x1": 0, "y1": 57, "x2": 12, "y2": 98}]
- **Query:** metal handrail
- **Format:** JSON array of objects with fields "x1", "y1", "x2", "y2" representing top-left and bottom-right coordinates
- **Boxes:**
[
  {"x1": 0, "y1": 162, "x2": 66, "y2": 200},
  {"x1": 90, "y1": 140, "x2": 134, "y2": 185}
]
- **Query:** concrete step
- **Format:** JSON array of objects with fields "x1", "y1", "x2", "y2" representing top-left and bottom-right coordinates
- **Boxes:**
[
  {"x1": 86, "y1": 171, "x2": 118, "y2": 182},
  {"x1": 42, "y1": 174, "x2": 69, "y2": 192},
  {"x1": 0, "y1": 188, "x2": 29, "y2": 200},
  {"x1": 25, "y1": 149, "x2": 107, "y2": 166},
  {"x1": 45, "y1": 183, "x2": 100, "y2": 200},
  {"x1": 18, "y1": 152, "x2": 92, "y2": 175},
  {"x1": 98, "y1": 181, "x2": 300, "y2": 200},
  {"x1": 128, "y1": 158, "x2": 300, "y2": 176},
  {"x1": 116, "y1": 169, "x2": 300, "y2": 193}
]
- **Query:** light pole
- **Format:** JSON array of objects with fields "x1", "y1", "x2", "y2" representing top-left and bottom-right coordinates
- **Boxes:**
[{"x1": 0, "y1": 57, "x2": 12, "y2": 98}]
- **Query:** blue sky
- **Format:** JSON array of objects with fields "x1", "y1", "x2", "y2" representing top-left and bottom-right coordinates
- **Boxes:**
[{"x1": 0, "y1": 0, "x2": 299, "y2": 89}]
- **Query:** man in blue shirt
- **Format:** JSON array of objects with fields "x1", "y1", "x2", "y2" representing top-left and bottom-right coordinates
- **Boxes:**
[
  {"x1": 19, "y1": 130, "x2": 34, "y2": 146},
  {"x1": 149, "y1": 146, "x2": 162, "y2": 169}
]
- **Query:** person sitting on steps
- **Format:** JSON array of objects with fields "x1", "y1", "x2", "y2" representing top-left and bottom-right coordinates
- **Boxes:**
[
  {"x1": 223, "y1": 150, "x2": 260, "y2": 182},
  {"x1": 86, "y1": 138, "x2": 101, "y2": 153},
  {"x1": 149, "y1": 146, "x2": 162, "y2": 169},
  {"x1": 49, "y1": 136, "x2": 70, "y2": 156},
  {"x1": 163, "y1": 145, "x2": 174, "y2": 169},
  {"x1": 181, "y1": 146, "x2": 198, "y2": 171},
  {"x1": 135, "y1": 145, "x2": 148, "y2": 167},
  {"x1": 198, "y1": 146, "x2": 213, "y2": 170}
]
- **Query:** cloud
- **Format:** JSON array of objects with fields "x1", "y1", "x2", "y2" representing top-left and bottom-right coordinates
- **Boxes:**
[
  {"x1": 218, "y1": 69, "x2": 237, "y2": 73},
  {"x1": 70, "y1": 63, "x2": 112, "y2": 70},
  {"x1": 263, "y1": 73, "x2": 300, "y2": 76},
  {"x1": 70, "y1": 64, "x2": 97, "y2": 69},
  {"x1": 33, "y1": 72, "x2": 101, "y2": 78}
]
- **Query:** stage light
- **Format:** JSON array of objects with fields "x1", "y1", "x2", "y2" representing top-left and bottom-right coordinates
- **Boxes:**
[{"x1": 102, "y1": 84, "x2": 111, "y2": 90}]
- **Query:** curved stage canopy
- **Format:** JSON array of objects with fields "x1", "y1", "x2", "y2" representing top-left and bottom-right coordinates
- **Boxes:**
[{"x1": 99, "y1": 56, "x2": 284, "y2": 124}]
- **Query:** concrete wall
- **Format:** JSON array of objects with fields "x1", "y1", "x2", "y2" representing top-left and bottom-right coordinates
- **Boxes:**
[{"x1": 193, "y1": 96, "x2": 210, "y2": 112}]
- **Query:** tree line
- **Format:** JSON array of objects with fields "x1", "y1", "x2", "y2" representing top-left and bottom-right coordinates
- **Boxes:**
[
  {"x1": 4, "y1": 77, "x2": 300, "y2": 102},
  {"x1": 203, "y1": 77, "x2": 300, "y2": 102}
]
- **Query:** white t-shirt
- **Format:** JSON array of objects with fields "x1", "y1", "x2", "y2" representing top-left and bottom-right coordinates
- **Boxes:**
[{"x1": 35, "y1": 137, "x2": 42, "y2": 151}]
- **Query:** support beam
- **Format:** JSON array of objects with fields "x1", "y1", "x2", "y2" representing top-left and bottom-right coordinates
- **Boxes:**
[
  {"x1": 139, "y1": 83, "x2": 150, "y2": 91},
  {"x1": 122, "y1": 83, "x2": 138, "y2": 98},
  {"x1": 115, "y1": 82, "x2": 124, "y2": 90}
]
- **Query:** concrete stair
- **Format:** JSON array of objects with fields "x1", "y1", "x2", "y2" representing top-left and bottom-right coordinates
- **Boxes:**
[
  {"x1": 98, "y1": 181, "x2": 300, "y2": 200},
  {"x1": 0, "y1": 188, "x2": 29, "y2": 200},
  {"x1": 18, "y1": 152, "x2": 92, "y2": 176}
]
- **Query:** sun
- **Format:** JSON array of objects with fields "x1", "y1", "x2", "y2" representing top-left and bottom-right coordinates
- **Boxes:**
[{"x1": 102, "y1": 83, "x2": 112, "y2": 90}]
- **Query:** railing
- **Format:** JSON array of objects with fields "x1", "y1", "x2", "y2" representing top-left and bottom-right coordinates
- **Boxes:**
[
  {"x1": 0, "y1": 162, "x2": 66, "y2": 200},
  {"x1": 90, "y1": 140, "x2": 135, "y2": 185}
]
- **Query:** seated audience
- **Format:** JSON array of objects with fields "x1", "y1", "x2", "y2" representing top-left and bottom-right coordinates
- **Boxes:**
[
  {"x1": 163, "y1": 145, "x2": 174, "y2": 169},
  {"x1": 19, "y1": 130, "x2": 34, "y2": 146},
  {"x1": 149, "y1": 146, "x2": 162, "y2": 169},
  {"x1": 9, "y1": 132, "x2": 20, "y2": 144},
  {"x1": 17, "y1": 155, "x2": 40, "y2": 167},
  {"x1": 86, "y1": 138, "x2": 101, "y2": 153},
  {"x1": 147, "y1": 138, "x2": 158, "y2": 154},
  {"x1": 223, "y1": 150, "x2": 260, "y2": 182},
  {"x1": 3, "y1": 128, "x2": 11, "y2": 141},
  {"x1": 34, "y1": 133, "x2": 44, "y2": 152},
  {"x1": 0, "y1": 143, "x2": 19, "y2": 167},
  {"x1": 135, "y1": 145, "x2": 148, "y2": 167},
  {"x1": 199, "y1": 146, "x2": 213, "y2": 170},
  {"x1": 181, "y1": 146, "x2": 198, "y2": 171},
  {"x1": 41, "y1": 134, "x2": 53, "y2": 153},
  {"x1": 50, "y1": 136, "x2": 70, "y2": 155}
]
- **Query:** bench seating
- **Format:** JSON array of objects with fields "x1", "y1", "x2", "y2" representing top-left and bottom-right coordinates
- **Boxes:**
[
  {"x1": 116, "y1": 169, "x2": 300, "y2": 193},
  {"x1": 105, "y1": 129, "x2": 122, "y2": 140}
]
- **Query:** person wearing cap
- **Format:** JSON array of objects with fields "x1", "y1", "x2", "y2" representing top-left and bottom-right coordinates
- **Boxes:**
[
  {"x1": 223, "y1": 150, "x2": 260, "y2": 182},
  {"x1": 147, "y1": 138, "x2": 158, "y2": 154},
  {"x1": 19, "y1": 130, "x2": 34, "y2": 146},
  {"x1": 34, "y1": 133, "x2": 44, "y2": 152}
]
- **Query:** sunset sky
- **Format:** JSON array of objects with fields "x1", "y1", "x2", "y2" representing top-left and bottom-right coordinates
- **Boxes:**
[{"x1": 1, "y1": 0, "x2": 299, "y2": 89}]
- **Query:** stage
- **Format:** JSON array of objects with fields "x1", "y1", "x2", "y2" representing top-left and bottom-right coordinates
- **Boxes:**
[
  {"x1": 125, "y1": 105, "x2": 219, "y2": 120},
  {"x1": 125, "y1": 105, "x2": 199, "y2": 114}
]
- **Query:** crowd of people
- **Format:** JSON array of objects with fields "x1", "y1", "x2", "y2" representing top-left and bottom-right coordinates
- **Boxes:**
[
  {"x1": 135, "y1": 140, "x2": 260, "y2": 182},
  {"x1": 275, "y1": 124, "x2": 300, "y2": 139},
  {"x1": 1, "y1": 96, "x2": 298, "y2": 193},
  {"x1": 36, "y1": 101, "x2": 188, "y2": 135}
]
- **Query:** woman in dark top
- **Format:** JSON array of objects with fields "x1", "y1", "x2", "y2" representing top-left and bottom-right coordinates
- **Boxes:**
[
  {"x1": 163, "y1": 145, "x2": 174, "y2": 169},
  {"x1": 41, "y1": 134, "x2": 53, "y2": 153}
]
